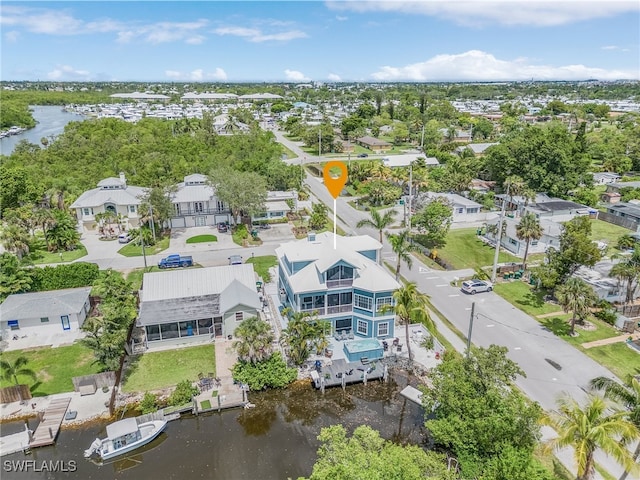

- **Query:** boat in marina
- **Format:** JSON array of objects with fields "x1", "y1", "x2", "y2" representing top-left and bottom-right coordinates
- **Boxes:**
[{"x1": 84, "y1": 418, "x2": 166, "y2": 460}]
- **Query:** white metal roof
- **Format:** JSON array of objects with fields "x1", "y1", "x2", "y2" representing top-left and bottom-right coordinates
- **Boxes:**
[
  {"x1": 70, "y1": 184, "x2": 147, "y2": 209},
  {"x1": 382, "y1": 154, "x2": 439, "y2": 167},
  {"x1": 265, "y1": 200, "x2": 291, "y2": 213},
  {"x1": 0, "y1": 287, "x2": 91, "y2": 320},
  {"x1": 171, "y1": 182, "x2": 216, "y2": 204}
]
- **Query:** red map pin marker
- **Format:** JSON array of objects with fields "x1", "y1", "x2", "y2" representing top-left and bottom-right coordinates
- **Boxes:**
[{"x1": 323, "y1": 161, "x2": 348, "y2": 199}]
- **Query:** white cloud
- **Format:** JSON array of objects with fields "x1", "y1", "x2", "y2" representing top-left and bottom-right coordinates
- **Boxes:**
[
  {"x1": 165, "y1": 68, "x2": 227, "y2": 81},
  {"x1": 215, "y1": 25, "x2": 307, "y2": 42},
  {"x1": 284, "y1": 69, "x2": 311, "y2": 82},
  {"x1": 370, "y1": 50, "x2": 638, "y2": 81},
  {"x1": 47, "y1": 65, "x2": 91, "y2": 80},
  {"x1": 325, "y1": 0, "x2": 640, "y2": 27},
  {"x1": 4, "y1": 30, "x2": 19, "y2": 42},
  {"x1": 327, "y1": 73, "x2": 342, "y2": 81},
  {"x1": 335, "y1": 15, "x2": 348, "y2": 21},
  {"x1": 117, "y1": 19, "x2": 209, "y2": 44}
]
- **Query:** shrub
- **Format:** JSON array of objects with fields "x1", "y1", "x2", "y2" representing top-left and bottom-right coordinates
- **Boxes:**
[
  {"x1": 30, "y1": 262, "x2": 100, "y2": 291},
  {"x1": 232, "y1": 352, "x2": 297, "y2": 390},
  {"x1": 139, "y1": 392, "x2": 158, "y2": 414},
  {"x1": 168, "y1": 379, "x2": 198, "y2": 406},
  {"x1": 593, "y1": 301, "x2": 617, "y2": 326}
]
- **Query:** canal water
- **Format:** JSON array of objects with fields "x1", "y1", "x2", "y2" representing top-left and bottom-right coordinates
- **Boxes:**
[
  {"x1": 1, "y1": 374, "x2": 427, "y2": 479},
  {"x1": 0, "y1": 106, "x2": 86, "y2": 156}
]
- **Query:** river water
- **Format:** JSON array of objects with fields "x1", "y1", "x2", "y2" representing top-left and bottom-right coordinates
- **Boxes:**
[
  {"x1": 0, "y1": 106, "x2": 86, "y2": 156},
  {"x1": 1, "y1": 374, "x2": 426, "y2": 480}
]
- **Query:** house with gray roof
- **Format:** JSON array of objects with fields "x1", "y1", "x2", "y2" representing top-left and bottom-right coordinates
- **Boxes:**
[
  {"x1": 169, "y1": 174, "x2": 231, "y2": 228},
  {"x1": 136, "y1": 265, "x2": 261, "y2": 349},
  {"x1": 605, "y1": 201, "x2": 640, "y2": 229},
  {"x1": 0, "y1": 287, "x2": 92, "y2": 349},
  {"x1": 606, "y1": 181, "x2": 640, "y2": 194},
  {"x1": 356, "y1": 136, "x2": 392, "y2": 153},
  {"x1": 455, "y1": 142, "x2": 499, "y2": 156},
  {"x1": 252, "y1": 191, "x2": 297, "y2": 222},
  {"x1": 276, "y1": 232, "x2": 400, "y2": 339},
  {"x1": 70, "y1": 173, "x2": 148, "y2": 232},
  {"x1": 417, "y1": 192, "x2": 486, "y2": 223},
  {"x1": 484, "y1": 217, "x2": 562, "y2": 257}
]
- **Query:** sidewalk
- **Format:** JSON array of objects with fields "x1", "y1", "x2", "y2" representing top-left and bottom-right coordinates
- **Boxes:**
[{"x1": 582, "y1": 331, "x2": 640, "y2": 349}]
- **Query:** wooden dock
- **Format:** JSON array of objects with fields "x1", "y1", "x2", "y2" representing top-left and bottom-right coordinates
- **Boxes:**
[
  {"x1": 29, "y1": 397, "x2": 71, "y2": 448},
  {"x1": 310, "y1": 359, "x2": 387, "y2": 392}
]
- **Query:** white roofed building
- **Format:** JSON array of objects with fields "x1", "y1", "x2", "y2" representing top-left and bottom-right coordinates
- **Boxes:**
[
  {"x1": 169, "y1": 174, "x2": 231, "y2": 228},
  {"x1": 276, "y1": 232, "x2": 400, "y2": 339}
]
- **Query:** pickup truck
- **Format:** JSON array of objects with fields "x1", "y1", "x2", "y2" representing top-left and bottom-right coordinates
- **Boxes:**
[{"x1": 158, "y1": 254, "x2": 193, "y2": 269}]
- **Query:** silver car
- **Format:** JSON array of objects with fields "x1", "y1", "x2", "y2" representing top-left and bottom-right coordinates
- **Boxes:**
[{"x1": 461, "y1": 279, "x2": 493, "y2": 295}]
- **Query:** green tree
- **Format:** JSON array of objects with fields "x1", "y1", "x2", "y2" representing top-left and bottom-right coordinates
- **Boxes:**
[
  {"x1": 138, "y1": 186, "x2": 175, "y2": 233},
  {"x1": 516, "y1": 213, "x2": 543, "y2": 271},
  {"x1": 168, "y1": 379, "x2": 199, "y2": 406},
  {"x1": 0, "y1": 253, "x2": 33, "y2": 301},
  {"x1": 0, "y1": 356, "x2": 37, "y2": 386},
  {"x1": 542, "y1": 395, "x2": 640, "y2": 480},
  {"x1": 139, "y1": 392, "x2": 159, "y2": 414},
  {"x1": 609, "y1": 247, "x2": 640, "y2": 305},
  {"x1": 555, "y1": 277, "x2": 597, "y2": 336},
  {"x1": 392, "y1": 283, "x2": 432, "y2": 363},
  {"x1": 386, "y1": 229, "x2": 416, "y2": 281},
  {"x1": 0, "y1": 166, "x2": 39, "y2": 218},
  {"x1": 280, "y1": 311, "x2": 318, "y2": 366},
  {"x1": 45, "y1": 210, "x2": 81, "y2": 252},
  {"x1": 231, "y1": 352, "x2": 297, "y2": 390},
  {"x1": 549, "y1": 217, "x2": 602, "y2": 282},
  {"x1": 309, "y1": 202, "x2": 328, "y2": 231},
  {"x1": 412, "y1": 197, "x2": 453, "y2": 248},
  {"x1": 209, "y1": 168, "x2": 267, "y2": 225},
  {"x1": 356, "y1": 208, "x2": 396, "y2": 245},
  {"x1": 590, "y1": 375, "x2": 640, "y2": 480},
  {"x1": 304, "y1": 425, "x2": 455, "y2": 480},
  {"x1": 0, "y1": 224, "x2": 30, "y2": 260},
  {"x1": 232, "y1": 316, "x2": 275, "y2": 364}
]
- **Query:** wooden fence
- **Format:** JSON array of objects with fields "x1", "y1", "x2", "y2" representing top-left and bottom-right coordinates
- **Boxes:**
[
  {"x1": 596, "y1": 211, "x2": 636, "y2": 231},
  {"x1": 71, "y1": 371, "x2": 116, "y2": 392},
  {"x1": 0, "y1": 384, "x2": 32, "y2": 404}
]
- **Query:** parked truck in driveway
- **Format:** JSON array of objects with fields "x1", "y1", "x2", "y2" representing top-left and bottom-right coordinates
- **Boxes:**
[{"x1": 158, "y1": 254, "x2": 193, "y2": 269}]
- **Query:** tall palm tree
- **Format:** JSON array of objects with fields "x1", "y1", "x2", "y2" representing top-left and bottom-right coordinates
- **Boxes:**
[
  {"x1": 386, "y1": 229, "x2": 416, "y2": 281},
  {"x1": 590, "y1": 375, "x2": 640, "y2": 480},
  {"x1": 232, "y1": 316, "x2": 275, "y2": 364},
  {"x1": 542, "y1": 394, "x2": 640, "y2": 480},
  {"x1": 33, "y1": 207, "x2": 55, "y2": 244},
  {"x1": 392, "y1": 283, "x2": 433, "y2": 362},
  {"x1": 609, "y1": 247, "x2": 640, "y2": 305},
  {"x1": 0, "y1": 356, "x2": 37, "y2": 385},
  {"x1": 555, "y1": 277, "x2": 597, "y2": 336},
  {"x1": 280, "y1": 311, "x2": 315, "y2": 366},
  {"x1": 356, "y1": 208, "x2": 397, "y2": 245},
  {"x1": 516, "y1": 213, "x2": 543, "y2": 270},
  {"x1": 0, "y1": 224, "x2": 30, "y2": 260}
]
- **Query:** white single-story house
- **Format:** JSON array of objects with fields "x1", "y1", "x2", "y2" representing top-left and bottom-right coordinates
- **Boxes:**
[
  {"x1": 419, "y1": 192, "x2": 487, "y2": 223},
  {"x1": 605, "y1": 202, "x2": 640, "y2": 229},
  {"x1": 0, "y1": 287, "x2": 92, "y2": 349},
  {"x1": 484, "y1": 217, "x2": 562, "y2": 257},
  {"x1": 496, "y1": 193, "x2": 591, "y2": 222},
  {"x1": 455, "y1": 143, "x2": 498, "y2": 156},
  {"x1": 382, "y1": 154, "x2": 440, "y2": 168},
  {"x1": 253, "y1": 191, "x2": 297, "y2": 222},
  {"x1": 70, "y1": 173, "x2": 147, "y2": 232},
  {"x1": 169, "y1": 174, "x2": 231, "y2": 228},
  {"x1": 574, "y1": 261, "x2": 627, "y2": 304},
  {"x1": 593, "y1": 172, "x2": 621, "y2": 185},
  {"x1": 606, "y1": 181, "x2": 640, "y2": 194},
  {"x1": 136, "y1": 265, "x2": 262, "y2": 350}
]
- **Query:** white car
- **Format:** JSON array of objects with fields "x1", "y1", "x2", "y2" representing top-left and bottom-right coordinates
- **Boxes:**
[
  {"x1": 118, "y1": 233, "x2": 132, "y2": 244},
  {"x1": 461, "y1": 279, "x2": 493, "y2": 295}
]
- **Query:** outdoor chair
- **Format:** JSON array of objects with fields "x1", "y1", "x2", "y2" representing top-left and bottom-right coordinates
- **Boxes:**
[
  {"x1": 334, "y1": 331, "x2": 341, "y2": 341},
  {"x1": 347, "y1": 330, "x2": 354, "y2": 340},
  {"x1": 340, "y1": 331, "x2": 348, "y2": 341}
]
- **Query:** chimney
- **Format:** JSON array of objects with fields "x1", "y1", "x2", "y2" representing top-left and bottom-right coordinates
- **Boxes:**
[{"x1": 119, "y1": 172, "x2": 126, "y2": 186}]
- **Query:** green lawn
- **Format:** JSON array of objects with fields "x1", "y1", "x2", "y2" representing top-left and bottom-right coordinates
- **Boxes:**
[
  {"x1": 245, "y1": 255, "x2": 277, "y2": 283},
  {"x1": 126, "y1": 266, "x2": 162, "y2": 290},
  {"x1": 186, "y1": 234, "x2": 217, "y2": 244},
  {"x1": 0, "y1": 343, "x2": 101, "y2": 396},
  {"x1": 28, "y1": 244, "x2": 88, "y2": 264},
  {"x1": 436, "y1": 228, "x2": 520, "y2": 270},
  {"x1": 493, "y1": 281, "x2": 562, "y2": 317},
  {"x1": 118, "y1": 236, "x2": 170, "y2": 257},
  {"x1": 121, "y1": 344, "x2": 216, "y2": 393},
  {"x1": 581, "y1": 343, "x2": 640, "y2": 380},
  {"x1": 590, "y1": 219, "x2": 630, "y2": 250}
]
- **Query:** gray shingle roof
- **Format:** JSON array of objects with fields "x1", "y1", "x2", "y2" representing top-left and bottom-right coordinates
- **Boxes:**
[{"x1": 0, "y1": 287, "x2": 91, "y2": 320}]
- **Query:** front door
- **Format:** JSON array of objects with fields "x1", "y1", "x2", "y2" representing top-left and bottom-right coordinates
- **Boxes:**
[
  {"x1": 196, "y1": 216, "x2": 206, "y2": 226},
  {"x1": 214, "y1": 317, "x2": 223, "y2": 337},
  {"x1": 61, "y1": 315, "x2": 70, "y2": 330}
]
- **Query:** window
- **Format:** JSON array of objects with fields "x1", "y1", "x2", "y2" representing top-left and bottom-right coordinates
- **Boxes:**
[
  {"x1": 326, "y1": 265, "x2": 354, "y2": 281},
  {"x1": 377, "y1": 322, "x2": 389, "y2": 337},
  {"x1": 83, "y1": 208, "x2": 92, "y2": 216},
  {"x1": 335, "y1": 318, "x2": 352, "y2": 331},
  {"x1": 179, "y1": 321, "x2": 197, "y2": 337},
  {"x1": 160, "y1": 323, "x2": 179, "y2": 339},
  {"x1": 376, "y1": 297, "x2": 393, "y2": 312},
  {"x1": 194, "y1": 202, "x2": 204, "y2": 213},
  {"x1": 217, "y1": 201, "x2": 225, "y2": 212},
  {"x1": 8, "y1": 320, "x2": 19, "y2": 331},
  {"x1": 235, "y1": 312, "x2": 244, "y2": 322},
  {"x1": 197, "y1": 318, "x2": 213, "y2": 335},
  {"x1": 301, "y1": 296, "x2": 313, "y2": 310},
  {"x1": 175, "y1": 204, "x2": 181, "y2": 215},
  {"x1": 531, "y1": 240, "x2": 539, "y2": 246},
  {"x1": 128, "y1": 205, "x2": 136, "y2": 213},
  {"x1": 61, "y1": 315, "x2": 70, "y2": 331},
  {"x1": 356, "y1": 319, "x2": 368, "y2": 335},
  {"x1": 354, "y1": 294, "x2": 372, "y2": 311},
  {"x1": 457, "y1": 208, "x2": 464, "y2": 214},
  {"x1": 509, "y1": 237, "x2": 517, "y2": 245},
  {"x1": 40, "y1": 317, "x2": 49, "y2": 323},
  {"x1": 147, "y1": 325, "x2": 161, "y2": 342},
  {"x1": 329, "y1": 293, "x2": 352, "y2": 306}
]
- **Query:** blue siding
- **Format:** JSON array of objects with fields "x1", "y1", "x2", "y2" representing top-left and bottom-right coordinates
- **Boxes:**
[
  {"x1": 283, "y1": 256, "x2": 292, "y2": 275},
  {"x1": 357, "y1": 250, "x2": 377, "y2": 262}
]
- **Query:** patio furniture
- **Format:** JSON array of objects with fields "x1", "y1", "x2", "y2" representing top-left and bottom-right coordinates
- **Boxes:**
[
  {"x1": 382, "y1": 341, "x2": 389, "y2": 351},
  {"x1": 339, "y1": 331, "x2": 348, "y2": 341},
  {"x1": 347, "y1": 329, "x2": 354, "y2": 340},
  {"x1": 334, "y1": 331, "x2": 341, "y2": 341},
  {"x1": 396, "y1": 344, "x2": 403, "y2": 352}
]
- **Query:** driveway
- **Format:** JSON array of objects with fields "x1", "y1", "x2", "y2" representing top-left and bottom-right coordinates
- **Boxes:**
[{"x1": 169, "y1": 226, "x2": 236, "y2": 252}]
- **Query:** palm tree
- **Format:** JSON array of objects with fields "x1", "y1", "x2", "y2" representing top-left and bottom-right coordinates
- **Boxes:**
[
  {"x1": 386, "y1": 229, "x2": 416, "y2": 281},
  {"x1": 33, "y1": 207, "x2": 55, "y2": 244},
  {"x1": 0, "y1": 356, "x2": 37, "y2": 385},
  {"x1": 392, "y1": 283, "x2": 434, "y2": 362},
  {"x1": 590, "y1": 376, "x2": 640, "y2": 480},
  {"x1": 232, "y1": 316, "x2": 275, "y2": 364},
  {"x1": 356, "y1": 208, "x2": 397, "y2": 246},
  {"x1": 280, "y1": 311, "x2": 315, "y2": 366},
  {"x1": 542, "y1": 394, "x2": 640, "y2": 480},
  {"x1": 555, "y1": 277, "x2": 597, "y2": 336},
  {"x1": 0, "y1": 224, "x2": 30, "y2": 260},
  {"x1": 609, "y1": 248, "x2": 640, "y2": 305},
  {"x1": 516, "y1": 213, "x2": 543, "y2": 270}
]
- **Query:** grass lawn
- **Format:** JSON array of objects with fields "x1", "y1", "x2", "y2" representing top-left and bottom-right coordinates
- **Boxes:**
[
  {"x1": 121, "y1": 344, "x2": 216, "y2": 393},
  {"x1": 118, "y1": 236, "x2": 170, "y2": 257},
  {"x1": 126, "y1": 266, "x2": 161, "y2": 290},
  {"x1": 246, "y1": 255, "x2": 277, "y2": 283},
  {"x1": 436, "y1": 228, "x2": 519, "y2": 270},
  {"x1": 493, "y1": 281, "x2": 562, "y2": 317},
  {"x1": 28, "y1": 244, "x2": 88, "y2": 264},
  {"x1": 590, "y1": 219, "x2": 630, "y2": 250},
  {"x1": 186, "y1": 234, "x2": 217, "y2": 244},
  {"x1": 0, "y1": 343, "x2": 101, "y2": 396},
  {"x1": 581, "y1": 343, "x2": 639, "y2": 380}
]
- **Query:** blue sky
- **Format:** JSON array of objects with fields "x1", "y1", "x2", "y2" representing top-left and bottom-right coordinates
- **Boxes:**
[{"x1": 1, "y1": 1, "x2": 639, "y2": 82}]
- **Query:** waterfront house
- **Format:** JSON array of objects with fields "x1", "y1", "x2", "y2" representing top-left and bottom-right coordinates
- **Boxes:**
[
  {"x1": 136, "y1": 265, "x2": 261, "y2": 349},
  {"x1": 70, "y1": 173, "x2": 147, "y2": 232},
  {"x1": 275, "y1": 232, "x2": 400, "y2": 339},
  {"x1": 0, "y1": 287, "x2": 91, "y2": 348},
  {"x1": 169, "y1": 174, "x2": 231, "y2": 228}
]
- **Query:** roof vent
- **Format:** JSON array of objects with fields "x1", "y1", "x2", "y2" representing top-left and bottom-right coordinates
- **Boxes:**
[{"x1": 307, "y1": 232, "x2": 316, "y2": 242}]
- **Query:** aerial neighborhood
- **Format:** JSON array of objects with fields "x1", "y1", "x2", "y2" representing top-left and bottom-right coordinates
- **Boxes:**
[{"x1": 1, "y1": 79, "x2": 640, "y2": 479}]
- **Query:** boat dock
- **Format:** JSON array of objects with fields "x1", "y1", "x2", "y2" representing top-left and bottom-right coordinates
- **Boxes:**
[
  {"x1": 29, "y1": 397, "x2": 72, "y2": 448},
  {"x1": 310, "y1": 358, "x2": 388, "y2": 392},
  {"x1": 399, "y1": 386, "x2": 424, "y2": 406},
  {"x1": 0, "y1": 426, "x2": 31, "y2": 457},
  {"x1": 135, "y1": 410, "x2": 181, "y2": 424}
]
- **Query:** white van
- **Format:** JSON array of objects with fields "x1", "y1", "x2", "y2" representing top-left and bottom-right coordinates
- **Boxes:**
[{"x1": 118, "y1": 233, "x2": 132, "y2": 244}]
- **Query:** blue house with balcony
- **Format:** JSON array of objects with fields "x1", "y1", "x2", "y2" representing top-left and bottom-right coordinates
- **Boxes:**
[{"x1": 275, "y1": 232, "x2": 400, "y2": 339}]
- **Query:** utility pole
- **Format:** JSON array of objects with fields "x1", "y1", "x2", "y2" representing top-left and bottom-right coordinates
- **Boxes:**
[
  {"x1": 148, "y1": 202, "x2": 156, "y2": 243},
  {"x1": 141, "y1": 238, "x2": 148, "y2": 270},
  {"x1": 408, "y1": 162, "x2": 413, "y2": 230},
  {"x1": 466, "y1": 302, "x2": 475, "y2": 358},
  {"x1": 420, "y1": 124, "x2": 425, "y2": 152},
  {"x1": 318, "y1": 128, "x2": 322, "y2": 157},
  {"x1": 490, "y1": 183, "x2": 509, "y2": 283}
]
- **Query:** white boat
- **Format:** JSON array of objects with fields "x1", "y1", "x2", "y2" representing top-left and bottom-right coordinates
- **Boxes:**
[{"x1": 84, "y1": 418, "x2": 167, "y2": 460}]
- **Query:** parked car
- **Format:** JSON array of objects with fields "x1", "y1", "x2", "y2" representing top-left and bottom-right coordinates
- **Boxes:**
[
  {"x1": 217, "y1": 223, "x2": 228, "y2": 233},
  {"x1": 461, "y1": 279, "x2": 493, "y2": 295},
  {"x1": 118, "y1": 233, "x2": 132, "y2": 244},
  {"x1": 228, "y1": 255, "x2": 243, "y2": 265},
  {"x1": 158, "y1": 254, "x2": 193, "y2": 269},
  {"x1": 357, "y1": 153, "x2": 368, "y2": 158}
]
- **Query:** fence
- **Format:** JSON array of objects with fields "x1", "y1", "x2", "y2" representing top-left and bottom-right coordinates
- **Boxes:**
[
  {"x1": 72, "y1": 371, "x2": 116, "y2": 392},
  {"x1": 616, "y1": 304, "x2": 640, "y2": 318},
  {"x1": 0, "y1": 384, "x2": 32, "y2": 404},
  {"x1": 596, "y1": 211, "x2": 636, "y2": 231}
]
